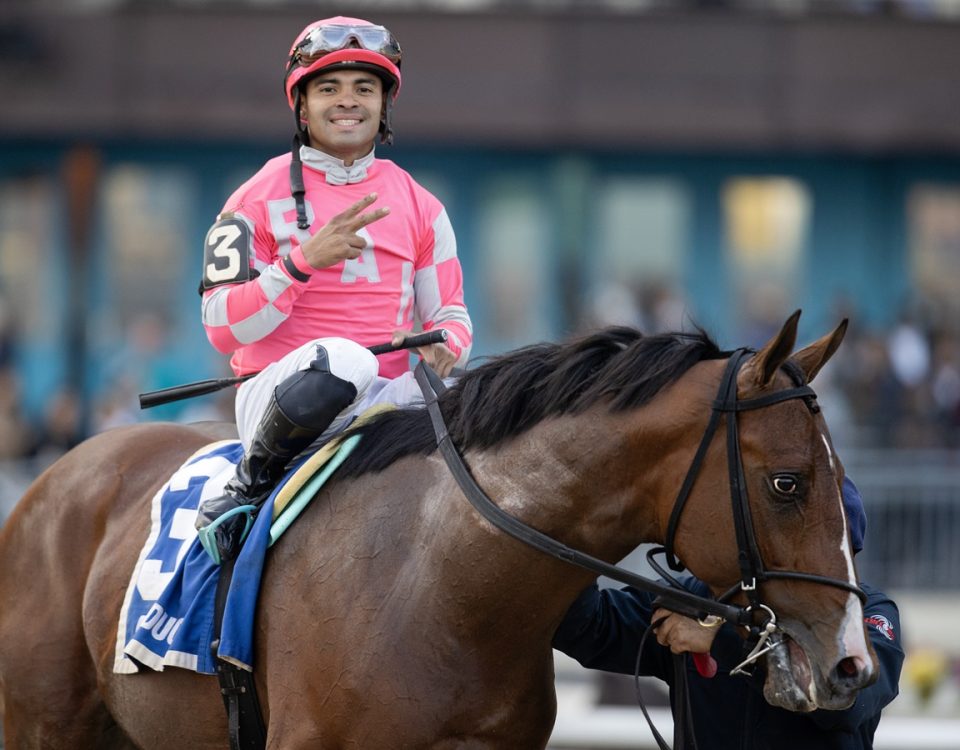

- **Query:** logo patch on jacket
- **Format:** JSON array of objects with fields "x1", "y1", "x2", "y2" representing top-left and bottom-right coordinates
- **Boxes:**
[{"x1": 864, "y1": 614, "x2": 896, "y2": 641}]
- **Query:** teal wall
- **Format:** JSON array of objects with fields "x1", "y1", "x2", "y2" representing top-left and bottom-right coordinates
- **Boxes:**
[{"x1": 2, "y1": 140, "x2": 958, "y2": 427}]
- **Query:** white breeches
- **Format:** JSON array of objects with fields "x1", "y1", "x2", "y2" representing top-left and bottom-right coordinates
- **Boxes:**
[{"x1": 234, "y1": 337, "x2": 426, "y2": 450}]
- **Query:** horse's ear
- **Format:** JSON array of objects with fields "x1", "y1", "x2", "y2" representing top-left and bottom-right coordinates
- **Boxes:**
[
  {"x1": 739, "y1": 309, "x2": 801, "y2": 389},
  {"x1": 791, "y1": 318, "x2": 848, "y2": 384}
]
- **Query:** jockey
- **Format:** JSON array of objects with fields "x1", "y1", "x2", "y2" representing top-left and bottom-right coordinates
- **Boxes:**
[
  {"x1": 195, "y1": 17, "x2": 472, "y2": 564},
  {"x1": 553, "y1": 477, "x2": 904, "y2": 750}
]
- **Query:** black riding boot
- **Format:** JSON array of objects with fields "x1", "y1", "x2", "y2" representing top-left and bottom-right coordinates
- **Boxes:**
[{"x1": 195, "y1": 349, "x2": 358, "y2": 563}]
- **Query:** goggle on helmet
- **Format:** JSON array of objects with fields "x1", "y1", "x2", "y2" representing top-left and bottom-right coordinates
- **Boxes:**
[{"x1": 284, "y1": 17, "x2": 402, "y2": 111}]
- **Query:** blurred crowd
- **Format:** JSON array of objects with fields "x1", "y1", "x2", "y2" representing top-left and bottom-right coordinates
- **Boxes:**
[
  {"x1": 1, "y1": 285, "x2": 959, "y2": 467},
  {"x1": 829, "y1": 303, "x2": 960, "y2": 451},
  {"x1": 0, "y1": 301, "x2": 235, "y2": 519},
  {"x1": 583, "y1": 281, "x2": 960, "y2": 453},
  {"x1": 733, "y1": 294, "x2": 960, "y2": 453}
]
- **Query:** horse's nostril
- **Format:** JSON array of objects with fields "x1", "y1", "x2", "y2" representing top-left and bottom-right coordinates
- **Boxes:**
[{"x1": 835, "y1": 656, "x2": 862, "y2": 685}]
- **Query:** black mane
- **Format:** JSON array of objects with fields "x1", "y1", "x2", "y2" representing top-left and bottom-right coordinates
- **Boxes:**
[{"x1": 336, "y1": 326, "x2": 725, "y2": 479}]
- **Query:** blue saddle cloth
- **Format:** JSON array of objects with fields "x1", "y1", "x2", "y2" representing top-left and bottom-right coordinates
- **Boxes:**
[{"x1": 114, "y1": 440, "x2": 288, "y2": 675}]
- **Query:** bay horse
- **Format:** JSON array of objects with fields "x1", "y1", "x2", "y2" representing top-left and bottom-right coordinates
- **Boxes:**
[{"x1": 0, "y1": 312, "x2": 876, "y2": 749}]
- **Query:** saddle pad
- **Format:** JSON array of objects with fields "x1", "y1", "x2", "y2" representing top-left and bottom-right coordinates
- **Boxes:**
[
  {"x1": 114, "y1": 440, "x2": 259, "y2": 674},
  {"x1": 113, "y1": 432, "x2": 358, "y2": 676}
]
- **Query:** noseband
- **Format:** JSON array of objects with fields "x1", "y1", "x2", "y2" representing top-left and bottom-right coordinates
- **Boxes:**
[{"x1": 413, "y1": 348, "x2": 865, "y2": 637}]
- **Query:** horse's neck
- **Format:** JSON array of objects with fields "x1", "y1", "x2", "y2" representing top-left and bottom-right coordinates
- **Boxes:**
[
  {"x1": 424, "y1": 406, "x2": 676, "y2": 633},
  {"x1": 477, "y1": 409, "x2": 669, "y2": 552}
]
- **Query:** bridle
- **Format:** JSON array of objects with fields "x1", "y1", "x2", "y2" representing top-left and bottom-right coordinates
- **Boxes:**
[
  {"x1": 661, "y1": 349, "x2": 865, "y2": 610},
  {"x1": 413, "y1": 347, "x2": 865, "y2": 640}
]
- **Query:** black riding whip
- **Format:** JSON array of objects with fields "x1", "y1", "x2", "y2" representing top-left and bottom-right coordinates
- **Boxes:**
[{"x1": 138, "y1": 329, "x2": 449, "y2": 410}]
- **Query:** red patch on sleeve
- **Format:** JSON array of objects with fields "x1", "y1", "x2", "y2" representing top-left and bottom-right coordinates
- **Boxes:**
[{"x1": 864, "y1": 614, "x2": 896, "y2": 641}]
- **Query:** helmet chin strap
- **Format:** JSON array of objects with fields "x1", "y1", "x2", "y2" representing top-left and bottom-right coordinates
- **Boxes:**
[
  {"x1": 380, "y1": 89, "x2": 395, "y2": 145},
  {"x1": 290, "y1": 88, "x2": 310, "y2": 230}
]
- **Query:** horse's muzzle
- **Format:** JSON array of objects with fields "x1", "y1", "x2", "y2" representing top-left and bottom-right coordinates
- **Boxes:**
[{"x1": 763, "y1": 634, "x2": 876, "y2": 712}]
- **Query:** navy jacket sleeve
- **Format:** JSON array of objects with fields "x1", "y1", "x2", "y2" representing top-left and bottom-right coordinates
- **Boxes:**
[
  {"x1": 552, "y1": 578, "x2": 713, "y2": 681},
  {"x1": 806, "y1": 584, "x2": 904, "y2": 732}
]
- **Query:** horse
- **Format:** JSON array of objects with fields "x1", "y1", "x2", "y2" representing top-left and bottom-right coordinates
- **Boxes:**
[{"x1": 0, "y1": 312, "x2": 877, "y2": 749}]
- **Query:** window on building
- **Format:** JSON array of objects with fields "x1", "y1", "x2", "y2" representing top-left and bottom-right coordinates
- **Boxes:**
[
  {"x1": 89, "y1": 164, "x2": 201, "y2": 427},
  {"x1": 589, "y1": 177, "x2": 690, "y2": 333},
  {"x1": 907, "y1": 182, "x2": 960, "y2": 323},
  {"x1": 99, "y1": 164, "x2": 196, "y2": 317},
  {"x1": 722, "y1": 176, "x2": 811, "y2": 344},
  {"x1": 0, "y1": 174, "x2": 58, "y2": 350},
  {"x1": 476, "y1": 176, "x2": 551, "y2": 350},
  {"x1": 0, "y1": 172, "x2": 60, "y2": 425}
]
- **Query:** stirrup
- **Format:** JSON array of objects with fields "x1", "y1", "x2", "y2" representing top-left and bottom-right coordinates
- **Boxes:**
[{"x1": 196, "y1": 504, "x2": 257, "y2": 566}]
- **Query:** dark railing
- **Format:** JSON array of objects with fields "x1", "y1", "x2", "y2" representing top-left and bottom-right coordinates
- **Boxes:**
[{"x1": 845, "y1": 451, "x2": 960, "y2": 591}]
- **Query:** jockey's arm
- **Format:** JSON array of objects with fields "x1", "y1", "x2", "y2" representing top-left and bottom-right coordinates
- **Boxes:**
[{"x1": 409, "y1": 208, "x2": 472, "y2": 375}]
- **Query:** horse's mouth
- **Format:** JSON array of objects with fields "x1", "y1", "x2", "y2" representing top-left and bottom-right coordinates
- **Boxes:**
[
  {"x1": 762, "y1": 636, "x2": 817, "y2": 712},
  {"x1": 762, "y1": 632, "x2": 862, "y2": 712}
]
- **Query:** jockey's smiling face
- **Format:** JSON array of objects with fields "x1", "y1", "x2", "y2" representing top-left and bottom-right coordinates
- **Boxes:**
[{"x1": 300, "y1": 70, "x2": 384, "y2": 166}]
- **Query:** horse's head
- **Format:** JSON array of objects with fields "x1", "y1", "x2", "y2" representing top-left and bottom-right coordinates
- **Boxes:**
[{"x1": 672, "y1": 311, "x2": 877, "y2": 712}]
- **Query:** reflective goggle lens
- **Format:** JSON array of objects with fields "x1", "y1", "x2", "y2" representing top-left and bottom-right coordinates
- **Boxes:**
[{"x1": 296, "y1": 24, "x2": 402, "y2": 66}]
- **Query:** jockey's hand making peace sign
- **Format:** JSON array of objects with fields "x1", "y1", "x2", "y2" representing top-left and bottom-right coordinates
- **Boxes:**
[
  {"x1": 299, "y1": 192, "x2": 458, "y2": 377},
  {"x1": 300, "y1": 192, "x2": 390, "y2": 269}
]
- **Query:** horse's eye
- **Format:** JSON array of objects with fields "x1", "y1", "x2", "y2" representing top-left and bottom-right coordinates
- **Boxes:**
[{"x1": 772, "y1": 474, "x2": 799, "y2": 494}]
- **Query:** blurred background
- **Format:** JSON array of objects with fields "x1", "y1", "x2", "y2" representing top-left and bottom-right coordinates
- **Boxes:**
[{"x1": 2, "y1": 0, "x2": 960, "y2": 746}]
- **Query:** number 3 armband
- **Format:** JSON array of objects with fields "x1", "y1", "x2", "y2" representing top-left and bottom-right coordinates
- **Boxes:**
[{"x1": 201, "y1": 214, "x2": 254, "y2": 290}]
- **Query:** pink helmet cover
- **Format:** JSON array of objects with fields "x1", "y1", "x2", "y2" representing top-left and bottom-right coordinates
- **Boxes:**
[{"x1": 284, "y1": 17, "x2": 402, "y2": 108}]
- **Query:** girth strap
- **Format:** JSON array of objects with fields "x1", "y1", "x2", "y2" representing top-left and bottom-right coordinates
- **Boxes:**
[{"x1": 211, "y1": 558, "x2": 267, "y2": 750}]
